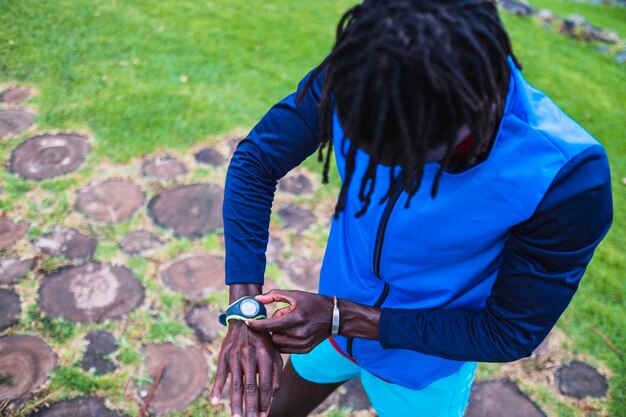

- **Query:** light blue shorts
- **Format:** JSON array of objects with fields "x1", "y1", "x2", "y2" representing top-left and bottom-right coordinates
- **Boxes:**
[{"x1": 291, "y1": 339, "x2": 476, "y2": 417}]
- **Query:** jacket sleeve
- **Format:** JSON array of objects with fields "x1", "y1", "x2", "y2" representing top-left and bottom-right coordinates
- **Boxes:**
[
  {"x1": 379, "y1": 145, "x2": 613, "y2": 362},
  {"x1": 223, "y1": 69, "x2": 323, "y2": 285}
]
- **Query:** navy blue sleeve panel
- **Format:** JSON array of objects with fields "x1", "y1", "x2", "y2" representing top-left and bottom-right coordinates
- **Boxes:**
[
  {"x1": 379, "y1": 145, "x2": 613, "y2": 362},
  {"x1": 223, "y1": 70, "x2": 323, "y2": 285}
]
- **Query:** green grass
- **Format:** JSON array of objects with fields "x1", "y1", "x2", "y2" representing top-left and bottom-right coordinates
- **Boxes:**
[
  {"x1": 1, "y1": 1, "x2": 625, "y2": 417},
  {"x1": 0, "y1": 0, "x2": 354, "y2": 162}
]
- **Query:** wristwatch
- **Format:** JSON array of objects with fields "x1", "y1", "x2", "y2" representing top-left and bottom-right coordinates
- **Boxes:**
[{"x1": 218, "y1": 296, "x2": 268, "y2": 326}]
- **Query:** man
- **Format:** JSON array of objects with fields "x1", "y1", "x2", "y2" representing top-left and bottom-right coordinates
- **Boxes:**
[{"x1": 210, "y1": 0, "x2": 613, "y2": 416}]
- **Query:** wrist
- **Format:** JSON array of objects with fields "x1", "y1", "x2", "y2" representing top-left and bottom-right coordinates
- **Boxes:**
[
  {"x1": 229, "y1": 283, "x2": 262, "y2": 303},
  {"x1": 337, "y1": 298, "x2": 381, "y2": 340}
]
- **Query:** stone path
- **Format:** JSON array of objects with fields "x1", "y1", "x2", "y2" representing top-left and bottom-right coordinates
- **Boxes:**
[
  {"x1": 141, "y1": 343, "x2": 208, "y2": 415},
  {"x1": 33, "y1": 225, "x2": 97, "y2": 260},
  {"x1": 160, "y1": 253, "x2": 225, "y2": 299},
  {"x1": 467, "y1": 380, "x2": 547, "y2": 417},
  {"x1": 76, "y1": 179, "x2": 144, "y2": 224},
  {"x1": 80, "y1": 331, "x2": 118, "y2": 375},
  {"x1": 141, "y1": 155, "x2": 187, "y2": 180},
  {"x1": 0, "y1": 335, "x2": 57, "y2": 405},
  {"x1": 38, "y1": 262, "x2": 145, "y2": 323},
  {"x1": 497, "y1": 0, "x2": 625, "y2": 63},
  {"x1": 148, "y1": 183, "x2": 223, "y2": 237},
  {"x1": 29, "y1": 397, "x2": 124, "y2": 417},
  {"x1": 10, "y1": 133, "x2": 90, "y2": 180},
  {"x1": 556, "y1": 360, "x2": 609, "y2": 399}
]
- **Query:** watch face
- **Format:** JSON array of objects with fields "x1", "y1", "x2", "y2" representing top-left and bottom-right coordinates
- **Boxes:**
[{"x1": 240, "y1": 299, "x2": 260, "y2": 317}]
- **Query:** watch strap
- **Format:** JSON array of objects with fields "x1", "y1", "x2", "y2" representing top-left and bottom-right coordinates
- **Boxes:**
[
  {"x1": 218, "y1": 296, "x2": 268, "y2": 326},
  {"x1": 221, "y1": 313, "x2": 267, "y2": 326}
]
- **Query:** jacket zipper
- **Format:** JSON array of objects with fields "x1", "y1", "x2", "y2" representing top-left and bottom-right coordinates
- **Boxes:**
[{"x1": 346, "y1": 179, "x2": 404, "y2": 357}]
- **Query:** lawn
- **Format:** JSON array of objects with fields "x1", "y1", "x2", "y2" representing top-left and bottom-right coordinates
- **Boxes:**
[{"x1": 1, "y1": 1, "x2": 624, "y2": 417}]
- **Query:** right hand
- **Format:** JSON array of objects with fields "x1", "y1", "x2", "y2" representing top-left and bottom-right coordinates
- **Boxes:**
[{"x1": 211, "y1": 320, "x2": 283, "y2": 417}]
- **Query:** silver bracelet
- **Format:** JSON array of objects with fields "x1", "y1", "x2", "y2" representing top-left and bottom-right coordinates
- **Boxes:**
[{"x1": 331, "y1": 295, "x2": 340, "y2": 338}]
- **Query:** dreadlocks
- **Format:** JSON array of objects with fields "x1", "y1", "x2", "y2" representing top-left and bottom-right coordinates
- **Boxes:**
[{"x1": 299, "y1": 0, "x2": 519, "y2": 217}]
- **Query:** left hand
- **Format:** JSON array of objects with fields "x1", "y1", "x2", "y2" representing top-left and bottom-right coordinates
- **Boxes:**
[{"x1": 245, "y1": 289, "x2": 334, "y2": 354}]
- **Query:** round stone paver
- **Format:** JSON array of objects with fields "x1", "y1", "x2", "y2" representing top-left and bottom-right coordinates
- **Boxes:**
[
  {"x1": 39, "y1": 262, "x2": 145, "y2": 323},
  {"x1": 556, "y1": 361, "x2": 608, "y2": 399},
  {"x1": 0, "y1": 257, "x2": 33, "y2": 284},
  {"x1": 119, "y1": 230, "x2": 164, "y2": 256},
  {"x1": 0, "y1": 216, "x2": 28, "y2": 250},
  {"x1": 76, "y1": 179, "x2": 144, "y2": 224},
  {"x1": 0, "y1": 109, "x2": 34, "y2": 137},
  {"x1": 284, "y1": 259, "x2": 321, "y2": 292},
  {"x1": 466, "y1": 380, "x2": 546, "y2": 417},
  {"x1": 279, "y1": 173, "x2": 314, "y2": 195},
  {"x1": 185, "y1": 305, "x2": 222, "y2": 344},
  {"x1": 160, "y1": 254, "x2": 225, "y2": 299},
  {"x1": 0, "y1": 335, "x2": 57, "y2": 403},
  {"x1": 0, "y1": 87, "x2": 31, "y2": 105},
  {"x1": 28, "y1": 397, "x2": 125, "y2": 417},
  {"x1": 80, "y1": 331, "x2": 117, "y2": 375},
  {"x1": 195, "y1": 148, "x2": 225, "y2": 166},
  {"x1": 33, "y1": 226, "x2": 97, "y2": 260},
  {"x1": 141, "y1": 343, "x2": 208, "y2": 415},
  {"x1": 10, "y1": 134, "x2": 90, "y2": 180},
  {"x1": 278, "y1": 205, "x2": 316, "y2": 233},
  {"x1": 148, "y1": 183, "x2": 223, "y2": 238},
  {"x1": 141, "y1": 155, "x2": 187, "y2": 180},
  {"x1": 0, "y1": 289, "x2": 21, "y2": 332}
]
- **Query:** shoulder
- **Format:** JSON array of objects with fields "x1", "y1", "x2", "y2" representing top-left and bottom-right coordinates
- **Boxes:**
[{"x1": 512, "y1": 144, "x2": 612, "y2": 253}]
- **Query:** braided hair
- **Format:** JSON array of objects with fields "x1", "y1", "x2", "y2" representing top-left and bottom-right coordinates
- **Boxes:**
[{"x1": 299, "y1": 0, "x2": 519, "y2": 217}]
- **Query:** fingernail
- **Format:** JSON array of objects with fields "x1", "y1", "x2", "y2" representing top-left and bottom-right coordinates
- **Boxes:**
[
  {"x1": 233, "y1": 414, "x2": 241, "y2": 417},
  {"x1": 211, "y1": 397, "x2": 219, "y2": 405},
  {"x1": 244, "y1": 320, "x2": 250, "y2": 326},
  {"x1": 261, "y1": 413, "x2": 268, "y2": 417}
]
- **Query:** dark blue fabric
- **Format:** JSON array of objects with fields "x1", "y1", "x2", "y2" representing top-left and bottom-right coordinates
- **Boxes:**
[
  {"x1": 223, "y1": 70, "x2": 322, "y2": 284},
  {"x1": 379, "y1": 146, "x2": 613, "y2": 361},
  {"x1": 223, "y1": 68, "x2": 613, "y2": 363}
]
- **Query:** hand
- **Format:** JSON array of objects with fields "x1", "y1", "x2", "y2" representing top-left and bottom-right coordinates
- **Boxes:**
[
  {"x1": 246, "y1": 289, "x2": 334, "y2": 354},
  {"x1": 211, "y1": 319, "x2": 283, "y2": 417}
]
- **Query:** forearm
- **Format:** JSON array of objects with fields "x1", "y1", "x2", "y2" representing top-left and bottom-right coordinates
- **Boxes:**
[
  {"x1": 223, "y1": 142, "x2": 277, "y2": 285},
  {"x1": 379, "y1": 307, "x2": 540, "y2": 362},
  {"x1": 223, "y1": 69, "x2": 323, "y2": 285}
]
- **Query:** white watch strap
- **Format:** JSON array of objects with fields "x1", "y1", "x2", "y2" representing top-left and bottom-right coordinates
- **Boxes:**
[{"x1": 331, "y1": 296, "x2": 340, "y2": 338}]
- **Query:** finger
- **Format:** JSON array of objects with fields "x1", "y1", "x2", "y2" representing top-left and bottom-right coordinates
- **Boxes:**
[
  {"x1": 272, "y1": 351, "x2": 283, "y2": 390},
  {"x1": 255, "y1": 289, "x2": 297, "y2": 305},
  {"x1": 257, "y1": 351, "x2": 273, "y2": 415},
  {"x1": 246, "y1": 314, "x2": 298, "y2": 333},
  {"x1": 270, "y1": 352, "x2": 283, "y2": 409},
  {"x1": 242, "y1": 348, "x2": 259, "y2": 417},
  {"x1": 271, "y1": 306, "x2": 294, "y2": 319},
  {"x1": 210, "y1": 350, "x2": 230, "y2": 405},
  {"x1": 230, "y1": 359, "x2": 244, "y2": 417}
]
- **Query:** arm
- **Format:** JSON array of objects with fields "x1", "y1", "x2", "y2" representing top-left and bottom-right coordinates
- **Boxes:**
[
  {"x1": 379, "y1": 146, "x2": 613, "y2": 362},
  {"x1": 224, "y1": 69, "x2": 324, "y2": 285},
  {"x1": 211, "y1": 69, "x2": 324, "y2": 417},
  {"x1": 247, "y1": 146, "x2": 613, "y2": 363}
]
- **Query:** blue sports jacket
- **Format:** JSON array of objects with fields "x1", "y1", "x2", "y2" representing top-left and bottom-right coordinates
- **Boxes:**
[{"x1": 223, "y1": 59, "x2": 613, "y2": 389}]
